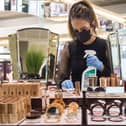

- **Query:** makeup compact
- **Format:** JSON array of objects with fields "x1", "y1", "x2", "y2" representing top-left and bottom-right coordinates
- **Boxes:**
[
  {"x1": 106, "y1": 100, "x2": 123, "y2": 122},
  {"x1": 26, "y1": 109, "x2": 41, "y2": 119},
  {"x1": 90, "y1": 100, "x2": 106, "y2": 122},
  {"x1": 106, "y1": 100, "x2": 121, "y2": 117},
  {"x1": 90, "y1": 101, "x2": 105, "y2": 116}
]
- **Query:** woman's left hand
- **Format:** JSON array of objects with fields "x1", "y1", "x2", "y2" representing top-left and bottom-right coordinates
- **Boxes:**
[{"x1": 86, "y1": 55, "x2": 103, "y2": 71}]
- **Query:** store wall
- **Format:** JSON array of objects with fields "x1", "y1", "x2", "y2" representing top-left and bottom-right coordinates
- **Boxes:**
[
  {"x1": 0, "y1": 0, "x2": 4, "y2": 11},
  {"x1": 11, "y1": 0, "x2": 17, "y2": 11},
  {"x1": 28, "y1": 0, "x2": 44, "y2": 17},
  {"x1": 17, "y1": 0, "x2": 22, "y2": 12}
]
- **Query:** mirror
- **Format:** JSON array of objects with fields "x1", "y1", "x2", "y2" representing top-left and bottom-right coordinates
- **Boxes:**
[
  {"x1": 9, "y1": 34, "x2": 19, "y2": 79},
  {"x1": 9, "y1": 27, "x2": 59, "y2": 81},
  {"x1": 49, "y1": 32, "x2": 59, "y2": 80}
]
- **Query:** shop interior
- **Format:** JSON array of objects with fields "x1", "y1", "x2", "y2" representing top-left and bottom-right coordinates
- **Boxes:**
[{"x1": 0, "y1": 0, "x2": 126, "y2": 125}]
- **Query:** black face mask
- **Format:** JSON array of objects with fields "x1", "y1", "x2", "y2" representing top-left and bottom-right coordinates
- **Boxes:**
[{"x1": 75, "y1": 29, "x2": 91, "y2": 43}]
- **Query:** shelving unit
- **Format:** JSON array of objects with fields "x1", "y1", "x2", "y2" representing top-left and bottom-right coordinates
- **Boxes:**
[
  {"x1": 19, "y1": 108, "x2": 82, "y2": 126},
  {"x1": 1, "y1": 86, "x2": 126, "y2": 126},
  {"x1": 83, "y1": 91, "x2": 126, "y2": 126},
  {"x1": 20, "y1": 90, "x2": 83, "y2": 126}
]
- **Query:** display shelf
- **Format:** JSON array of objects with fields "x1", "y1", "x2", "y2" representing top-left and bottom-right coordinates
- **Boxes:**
[
  {"x1": 48, "y1": 89, "x2": 83, "y2": 109},
  {"x1": 86, "y1": 92, "x2": 126, "y2": 99},
  {"x1": 20, "y1": 89, "x2": 83, "y2": 126},
  {"x1": 83, "y1": 91, "x2": 126, "y2": 126},
  {"x1": 0, "y1": 118, "x2": 25, "y2": 126},
  {"x1": 87, "y1": 110, "x2": 126, "y2": 126},
  {"x1": 19, "y1": 108, "x2": 82, "y2": 126},
  {"x1": 48, "y1": 91, "x2": 83, "y2": 99}
]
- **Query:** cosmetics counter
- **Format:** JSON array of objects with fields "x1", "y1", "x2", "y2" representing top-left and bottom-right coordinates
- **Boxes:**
[
  {"x1": 20, "y1": 90, "x2": 83, "y2": 126},
  {"x1": 0, "y1": 81, "x2": 83, "y2": 126},
  {"x1": 1, "y1": 81, "x2": 126, "y2": 126}
]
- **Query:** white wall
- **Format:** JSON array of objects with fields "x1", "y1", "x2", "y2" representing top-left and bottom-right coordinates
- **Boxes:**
[
  {"x1": 28, "y1": 0, "x2": 38, "y2": 15},
  {"x1": 11, "y1": 0, "x2": 17, "y2": 11},
  {"x1": 0, "y1": 0, "x2": 4, "y2": 11},
  {"x1": 17, "y1": 0, "x2": 22, "y2": 12},
  {"x1": 28, "y1": 0, "x2": 44, "y2": 17}
]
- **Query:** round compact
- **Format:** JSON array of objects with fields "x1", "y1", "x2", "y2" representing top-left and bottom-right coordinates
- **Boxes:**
[
  {"x1": 94, "y1": 87, "x2": 105, "y2": 92},
  {"x1": 87, "y1": 87, "x2": 93, "y2": 92},
  {"x1": 91, "y1": 116, "x2": 106, "y2": 122},
  {"x1": 46, "y1": 106, "x2": 61, "y2": 118},
  {"x1": 26, "y1": 110, "x2": 41, "y2": 119},
  {"x1": 108, "y1": 105, "x2": 121, "y2": 117},
  {"x1": 45, "y1": 102, "x2": 63, "y2": 123},
  {"x1": 108, "y1": 116, "x2": 123, "y2": 122},
  {"x1": 106, "y1": 101, "x2": 121, "y2": 117},
  {"x1": 90, "y1": 102, "x2": 105, "y2": 116},
  {"x1": 46, "y1": 101, "x2": 64, "y2": 118}
]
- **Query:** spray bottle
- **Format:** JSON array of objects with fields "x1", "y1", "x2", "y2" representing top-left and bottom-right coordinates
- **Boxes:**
[{"x1": 81, "y1": 50, "x2": 97, "y2": 91}]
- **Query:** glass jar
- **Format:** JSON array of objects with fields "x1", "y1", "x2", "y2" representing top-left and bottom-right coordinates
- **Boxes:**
[{"x1": 55, "y1": 89, "x2": 63, "y2": 99}]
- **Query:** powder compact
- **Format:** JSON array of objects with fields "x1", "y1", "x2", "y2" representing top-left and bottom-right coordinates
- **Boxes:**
[
  {"x1": 106, "y1": 100, "x2": 123, "y2": 122},
  {"x1": 45, "y1": 103, "x2": 63, "y2": 123},
  {"x1": 91, "y1": 116, "x2": 106, "y2": 122},
  {"x1": 106, "y1": 100, "x2": 121, "y2": 117},
  {"x1": 90, "y1": 101, "x2": 105, "y2": 116},
  {"x1": 90, "y1": 101, "x2": 106, "y2": 122},
  {"x1": 108, "y1": 116, "x2": 123, "y2": 122},
  {"x1": 26, "y1": 109, "x2": 41, "y2": 119}
]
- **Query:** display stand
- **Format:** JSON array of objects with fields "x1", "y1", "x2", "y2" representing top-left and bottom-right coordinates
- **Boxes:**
[
  {"x1": 19, "y1": 109, "x2": 82, "y2": 126},
  {"x1": 0, "y1": 118, "x2": 25, "y2": 126},
  {"x1": 19, "y1": 91, "x2": 83, "y2": 126},
  {"x1": 83, "y1": 91, "x2": 126, "y2": 126},
  {"x1": 3, "y1": 88, "x2": 126, "y2": 126}
]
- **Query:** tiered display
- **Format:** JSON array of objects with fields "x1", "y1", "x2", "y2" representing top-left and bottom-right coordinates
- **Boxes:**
[
  {"x1": 0, "y1": 82, "x2": 41, "y2": 97},
  {"x1": 0, "y1": 96, "x2": 30, "y2": 123},
  {"x1": 0, "y1": 81, "x2": 41, "y2": 124}
]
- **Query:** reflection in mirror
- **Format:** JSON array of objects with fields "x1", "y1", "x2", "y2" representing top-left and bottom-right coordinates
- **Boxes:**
[
  {"x1": 0, "y1": 37, "x2": 12, "y2": 81},
  {"x1": 17, "y1": 28, "x2": 49, "y2": 79},
  {"x1": 9, "y1": 27, "x2": 59, "y2": 81}
]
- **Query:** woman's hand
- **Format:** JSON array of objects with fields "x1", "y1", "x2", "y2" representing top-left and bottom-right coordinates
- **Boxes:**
[
  {"x1": 61, "y1": 80, "x2": 74, "y2": 89},
  {"x1": 86, "y1": 55, "x2": 104, "y2": 71}
]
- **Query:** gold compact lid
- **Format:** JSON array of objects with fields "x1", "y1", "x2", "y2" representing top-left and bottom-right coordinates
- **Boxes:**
[{"x1": 46, "y1": 102, "x2": 64, "y2": 118}]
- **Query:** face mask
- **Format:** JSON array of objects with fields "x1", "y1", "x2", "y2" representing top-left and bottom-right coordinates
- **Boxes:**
[{"x1": 75, "y1": 29, "x2": 91, "y2": 43}]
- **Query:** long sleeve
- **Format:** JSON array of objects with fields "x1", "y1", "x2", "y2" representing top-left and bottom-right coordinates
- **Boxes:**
[
  {"x1": 100, "y1": 40, "x2": 112, "y2": 77},
  {"x1": 56, "y1": 42, "x2": 71, "y2": 85}
]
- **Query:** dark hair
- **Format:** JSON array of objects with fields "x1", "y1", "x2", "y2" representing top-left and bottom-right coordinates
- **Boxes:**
[{"x1": 68, "y1": 0, "x2": 98, "y2": 39}]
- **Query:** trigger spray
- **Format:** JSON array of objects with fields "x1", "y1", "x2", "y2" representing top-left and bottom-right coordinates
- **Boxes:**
[{"x1": 81, "y1": 50, "x2": 97, "y2": 91}]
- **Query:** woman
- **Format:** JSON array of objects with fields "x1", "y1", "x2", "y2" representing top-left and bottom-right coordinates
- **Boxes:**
[{"x1": 57, "y1": 0, "x2": 112, "y2": 89}]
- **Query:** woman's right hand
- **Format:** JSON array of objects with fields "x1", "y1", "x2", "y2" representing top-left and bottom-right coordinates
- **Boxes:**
[{"x1": 61, "y1": 80, "x2": 74, "y2": 89}]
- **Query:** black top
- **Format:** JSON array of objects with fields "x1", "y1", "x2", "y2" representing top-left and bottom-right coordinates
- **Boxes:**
[
  {"x1": 68, "y1": 37, "x2": 112, "y2": 85},
  {"x1": 57, "y1": 37, "x2": 112, "y2": 87}
]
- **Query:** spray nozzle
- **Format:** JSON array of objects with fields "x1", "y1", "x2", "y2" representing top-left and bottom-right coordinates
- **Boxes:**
[{"x1": 83, "y1": 50, "x2": 96, "y2": 59}]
